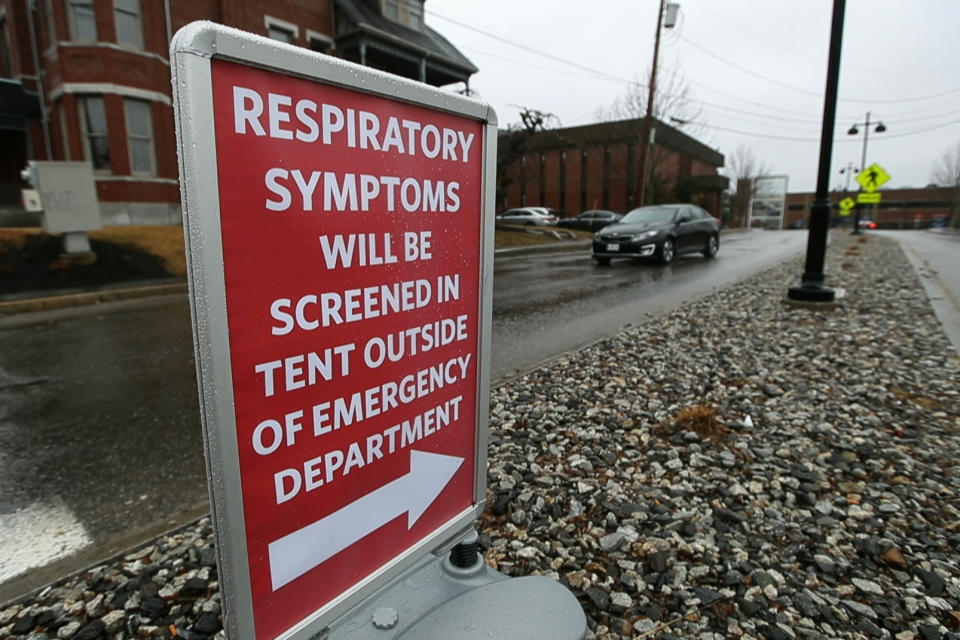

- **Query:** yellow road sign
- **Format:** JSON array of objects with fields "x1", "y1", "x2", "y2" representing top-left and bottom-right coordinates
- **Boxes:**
[
  {"x1": 856, "y1": 163, "x2": 890, "y2": 193},
  {"x1": 839, "y1": 209, "x2": 852, "y2": 217},
  {"x1": 838, "y1": 197, "x2": 856, "y2": 211},
  {"x1": 857, "y1": 192, "x2": 882, "y2": 204}
]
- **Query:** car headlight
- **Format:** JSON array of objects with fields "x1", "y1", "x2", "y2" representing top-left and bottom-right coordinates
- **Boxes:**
[{"x1": 630, "y1": 230, "x2": 659, "y2": 242}]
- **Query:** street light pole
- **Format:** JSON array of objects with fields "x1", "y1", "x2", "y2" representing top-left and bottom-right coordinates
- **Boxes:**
[
  {"x1": 839, "y1": 161, "x2": 856, "y2": 191},
  {"x1": 633, "y1": 0, "x2": 668, "y2": 208},
  {"x1": 786, "y1": 0, "x2": 846, "y2": 303},
  {"x1": 848, "y1": 112, "x2": 886, "y2": 234}
]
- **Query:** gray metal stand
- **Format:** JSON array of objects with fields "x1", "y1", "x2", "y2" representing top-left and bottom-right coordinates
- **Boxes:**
[{"x1": 328, "y1": 534, "x2": 586, "y2": 640}]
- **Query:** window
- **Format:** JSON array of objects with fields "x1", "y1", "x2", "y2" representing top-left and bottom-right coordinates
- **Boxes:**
[
  {"x1": 265, "y1": 16, "x2": 298, "y2": 44},
  {"x1": 384, "y1": 0, "x2": 422, "y2": 29},
  {"x1": 0, "y1": 16, "x2": 12, "y2": 79},
  {"x1": 44, "y1": 0, "x2": 57, "y2": 48},
  {"x1": 58, "y1": 102, "x2": 72, "y2": 160},
  {"x1": 114, "y1": 0, "x2": 143, "y2": 48},
  {"x1": 79, "y1": 96, "x2": 110, "y2": 171},
  {"x1": 307, "y1": 30, "x2": 333, "y2": 54},
  {"x1": 124, "y1": 99, "x2": 155, "y2": 175},
  {"x1": 384, "y1": 0, "x2": 399, "y2": 20},
  {"x1": 68, "y1": 0, "x2": 97, "y2": 41},
  {"x1": 267, "y1": 25, "x2": 293, "y2": 44},
  {"x1": 408, "y1": 1, "x2": 423, "y2": 29}
]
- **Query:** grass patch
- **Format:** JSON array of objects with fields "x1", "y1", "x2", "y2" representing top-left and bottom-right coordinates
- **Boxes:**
[
  {"x1": 889, "y1": 386, "x2": 945, "y2": 411},
  {"x1": 494, "y1": 228, "x2": 593, "y2": 248},
  {"x1": 89, "y1": 226, "x2": 187, "y2": 277},
  {"x1": 0, "y1": 228, "x2": 44, "y2": 250},
  {"x1": 662, "y1": 405, "x2": 728, "y2": 442}
]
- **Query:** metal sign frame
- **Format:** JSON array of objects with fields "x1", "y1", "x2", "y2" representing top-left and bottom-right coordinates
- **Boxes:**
[{"x1": 171, "y1": 21, "x2": 496, "y2": 640}]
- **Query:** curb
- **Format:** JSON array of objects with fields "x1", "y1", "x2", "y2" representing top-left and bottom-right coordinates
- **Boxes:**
[
  {"x1": 0, "y1": 282, "x2": 188, "y2": 316},
  {"x1": 494, "y1": 239, "x2": 592, "y2": 256}
]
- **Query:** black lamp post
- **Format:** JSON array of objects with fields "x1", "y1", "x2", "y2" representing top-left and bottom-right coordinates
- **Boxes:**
[
  {"x1": 786, "y1": 0, "x2": 846, "y2": 303},
  {"x1": 847, "y1": 112, "x2": 887, "y2": 234}
]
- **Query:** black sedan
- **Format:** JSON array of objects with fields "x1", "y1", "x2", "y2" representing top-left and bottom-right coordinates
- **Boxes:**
[
  {"x1": 557, "y1": 209, "x2": 623, "y2": 232},
  {"x1": 592, "y1": 204, "x2": 720, "y2": 265}
]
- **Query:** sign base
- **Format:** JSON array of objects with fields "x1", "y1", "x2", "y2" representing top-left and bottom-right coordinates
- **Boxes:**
[{"x1": 327, "y1": 543, "x2": 585, "y2": 640}]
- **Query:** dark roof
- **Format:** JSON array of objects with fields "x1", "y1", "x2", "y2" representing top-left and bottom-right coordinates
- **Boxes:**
[
  {"x1": 503, "y1": 118, "x2": 724, "y2": 168},
  {"x1": 0, "y1": 79, "x2": 42, "y2": 118},
  {"x1": 333, "y1": 0, "x2": 477, "y2": 75}
]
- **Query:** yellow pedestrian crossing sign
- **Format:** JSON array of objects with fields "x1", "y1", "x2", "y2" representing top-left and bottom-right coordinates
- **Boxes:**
[
  {"x1": 838, "y1": 197, "x2": 856, "y2": 211},
  {"x1": 856, "y1": 163, "x2": 890, "y2": 193},
  {"x1": 857, "y1": 192, "x2": 882, "y2": 204}
]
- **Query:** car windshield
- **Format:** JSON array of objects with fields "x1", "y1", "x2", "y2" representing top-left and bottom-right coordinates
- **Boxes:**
[{"x1": 621, "y1": 206, "x2": 679, "y2": 224}]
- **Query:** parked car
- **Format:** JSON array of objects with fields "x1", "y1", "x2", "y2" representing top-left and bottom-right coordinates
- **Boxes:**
[
  {"x1": 592, "y1": 204, "x2": 720, "y2": 265},
  {"x1": 496, "y1": 207, "x2": 559, "y2": 226},
  {"x1": 857, "y1": 218, "x2": 877, "y2": 229},
  {"x1": 557, "y1": 209, "x2": 623, "y2": 232}
]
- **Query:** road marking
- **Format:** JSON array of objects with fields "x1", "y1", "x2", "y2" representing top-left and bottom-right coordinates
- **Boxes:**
[{"x1": 0, "y1": 496, "x2": 93, "y2": 582}]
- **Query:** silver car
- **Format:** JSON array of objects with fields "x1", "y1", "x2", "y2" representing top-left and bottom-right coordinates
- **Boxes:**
[{"x1": 496, "y1": 207, "x2": 559, "y2": 227}]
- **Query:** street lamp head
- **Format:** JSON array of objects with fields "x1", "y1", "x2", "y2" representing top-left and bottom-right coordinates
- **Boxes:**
[
  {"x1": 875, "y1": 122, "x2": 887, "y2": 133},
  {"x1": 847, "y1": 125, "x2": 859, "y2": 136},
  {"x1": 664, "y1": 3, "x2": 680, "y2": 28}
]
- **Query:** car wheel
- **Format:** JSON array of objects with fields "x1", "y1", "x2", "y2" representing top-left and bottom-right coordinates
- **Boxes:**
[
  {"x1": 659, "y1": 238, "x2": 675, "y2": 265},
  {"x1": 594, "y1": 256, "x2": 610, "y2": 266},
  {"x1": 703, "y1": 233, "x2": 719, "y2": 258}
]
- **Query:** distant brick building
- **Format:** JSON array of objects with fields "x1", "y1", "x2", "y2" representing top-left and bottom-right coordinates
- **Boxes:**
[
  {"x1": 498, "y1": 118, "x2": 728, "y2": 217},
  {"x1": 786, "y1": 186, "x2": 955, "y2": 228},
  {"x1": 0, "y1": 0, "x2": 475, "y2": 224}
]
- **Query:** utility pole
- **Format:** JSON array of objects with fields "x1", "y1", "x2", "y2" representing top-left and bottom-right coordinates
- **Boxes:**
[{"x1": 633, "y1": 0, "x2": 668, "y2": 208}]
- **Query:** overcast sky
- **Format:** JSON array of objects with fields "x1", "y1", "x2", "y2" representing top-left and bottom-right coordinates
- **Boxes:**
[{"x1": 427, "y1": 0, "x2": 960, "y2": 193}]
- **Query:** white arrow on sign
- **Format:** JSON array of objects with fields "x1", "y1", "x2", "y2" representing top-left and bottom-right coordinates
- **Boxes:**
[{"x1": 268, "y1": 449, "x2": 464, "y2": 590}]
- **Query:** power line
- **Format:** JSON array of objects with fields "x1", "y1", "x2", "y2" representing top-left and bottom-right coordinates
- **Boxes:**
[
  {"x1": 702, "y1": 118, "x2": 960, "y2": 143},
  {"x1": 684, "y1": 0, "x2": 955, "y2": 77},
  {"x1": 430, "y1": 11, "x2": 629, "y2": 84},
  {"x1": 678, "y1": 34, "x2": 960, "y2": 105},
  {"x1": 431, "y1": 9, "x2": 960, "y2": 141},
  {"x1": 433, "y1": 9, "x2": 833, "y2": 121},
  {"x1": 677, "y1": 35, "x2": 824, "y2": 98}
]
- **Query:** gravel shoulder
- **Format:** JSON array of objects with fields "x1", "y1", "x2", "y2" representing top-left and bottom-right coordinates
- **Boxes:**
[{"x1": 3, "y1": 233, "x2": 959, "y2": 640}]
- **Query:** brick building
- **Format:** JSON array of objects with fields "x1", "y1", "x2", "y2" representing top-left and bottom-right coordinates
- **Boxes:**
[
  {"x1": 0, "y1": 0, "x2": 475, "y2": 224},
  {"x1": 498, "y1": 118, "x2": 728, "y2": 217},
  {"x1": 785, "y1": 186, "x2": 955, "y2": 228}
]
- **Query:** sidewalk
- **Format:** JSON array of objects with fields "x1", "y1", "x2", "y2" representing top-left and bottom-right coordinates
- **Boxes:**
[{"x1": 2, "y1": 232, "x2": 958, "y2": 639}]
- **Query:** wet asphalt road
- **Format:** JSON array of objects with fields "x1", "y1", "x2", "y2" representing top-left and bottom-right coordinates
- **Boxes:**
[
  {"x1": 0, "y1": 229, "x2": 806, "y2": 599},
  {"x1": 492, "y1": 229, "x2": 807, "y2": 379},
  {"x1": 0, "y1": 296, "x2": 206, "y2": 600}
]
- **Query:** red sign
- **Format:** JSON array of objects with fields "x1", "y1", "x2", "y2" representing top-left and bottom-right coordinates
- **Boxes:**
[{"x1": 210, "y1": 59, "x2": 483, "y2": 640}]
